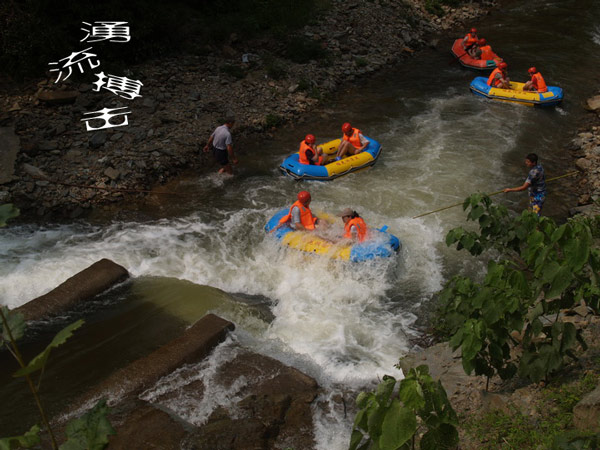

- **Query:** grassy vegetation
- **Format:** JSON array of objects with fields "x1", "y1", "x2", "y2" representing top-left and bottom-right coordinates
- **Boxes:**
[{"x1": 463, "y1": 372, "x2": 600, "y2": 449}]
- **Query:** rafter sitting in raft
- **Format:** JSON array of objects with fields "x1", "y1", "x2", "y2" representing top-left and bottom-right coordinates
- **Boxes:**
[
  {"x1": 523, "y1": 67, "x2": 548, "y2": 93},
  {"x1": 275, "y1": 190, "x2": 325, "y2": 232},
  {"x1": 336, "y1": 122, "x2": 369, "y2": 159},
  {"x1": 298, "y1": 134, "x2": 330, "y2": 165}
]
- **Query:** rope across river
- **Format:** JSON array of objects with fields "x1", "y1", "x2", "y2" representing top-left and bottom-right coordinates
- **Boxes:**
[{"x1": 411, "y1": 171, "x2": 579, "y2": 219}]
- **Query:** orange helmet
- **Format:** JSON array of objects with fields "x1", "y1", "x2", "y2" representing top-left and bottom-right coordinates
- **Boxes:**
[
  {"x1": 297, "y1": 191, "x2": 311, "y2": 204},
  {"x1": 499, "y1": 61, "x2": 507, "y2": 69},
  {"x1": 470, "y1": 27, "x2": 477, "y2": 33},
  {"x1": 478, "y1": 38, "x2": 486, "y2": 46},
  {"x1": 342, "y1": 122, "x2": 352, "y2": 134},
  {"x1": 528, "y1": 66, "x2": 537, "y2": 74},
  {"x1": 305, "y1": 134, "x2": 315, "y2": 144}
]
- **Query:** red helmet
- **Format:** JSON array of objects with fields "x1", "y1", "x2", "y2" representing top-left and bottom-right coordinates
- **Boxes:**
[
  {"x1": 478, "y1": 38, "x2": 486, "y2": 46},
  {"x1": 297, "y1": 191, "x2": 311, "y2": 204},
  {"x1": 342, "y1": 122, "x2": 352, "y2": 134},
  {"x1": 470, "y1": 28, "x2": 477, "y2": 33},
  {"x1": 305, "y1": 134, "x2": 315, "y2": 144},
  {"x1": 528, "y1": 66, "x2": 537, "y2": 74},
  {"x1": 499, "y1": 61, "x2": 507, "y2": 69}
]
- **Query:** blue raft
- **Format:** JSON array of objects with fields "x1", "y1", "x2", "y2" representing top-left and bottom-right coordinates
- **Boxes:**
[
  {"x1": 265, "y1": 208, "x2": 401, "y2": 262},
  {"x1": 279, "y1": 137, "x2": 382, "y2": 181},
  {"x1": 469, "y1": 77, "x2": 563, "y2": 107}
]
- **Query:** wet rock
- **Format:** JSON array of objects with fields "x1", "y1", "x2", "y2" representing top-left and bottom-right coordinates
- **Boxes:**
[
  {"x1": 0, "y1": 127, "x2": 20, "y2": 184},
  {"x1": 586, "y1": 95, "x2": 600, "y2": 111},
  {"x1": 108, "y1": 405, "x2": 187, "y2": 450},
  {"x1": 22, "y1": 163, "x2": 48, "y2": 180},
  {"x1": 38, "y1": 140, "x2": 58, "y2": 151},
  {"x1": 37, "y1": 90, "x2": 79, "y2": 104},
  {"x1": 104, "y1": 167, "x2": 120, "y2": 180},
  {"x1": 88, "y1": 131, "x2": 108, "y2": 149}
]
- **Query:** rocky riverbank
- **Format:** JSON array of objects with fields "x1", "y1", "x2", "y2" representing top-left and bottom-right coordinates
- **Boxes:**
[
  {"x1": 569, "y1": 94, "x2": 600, "y2": 217},
  {"x1": 0, "y1": 0, "x2": 497, "y2": 220}
]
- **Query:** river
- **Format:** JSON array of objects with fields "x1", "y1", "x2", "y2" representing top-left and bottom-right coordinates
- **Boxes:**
[{"x1": 1, "y1": 0, "x2": 600, "y2": 446}]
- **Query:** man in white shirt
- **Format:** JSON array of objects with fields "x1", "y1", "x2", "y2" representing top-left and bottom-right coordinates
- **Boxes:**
[{"x1": 203, "y1": 118, "x2": 238, "y2": 174}]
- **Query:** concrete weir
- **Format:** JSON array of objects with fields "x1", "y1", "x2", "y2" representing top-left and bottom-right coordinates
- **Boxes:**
[
  {"x1": 16, "y1": 258, "x2": 129, "y2": 321},
  {"x1": 69, "y1": 313, "x2": 235, "y2": 408}
]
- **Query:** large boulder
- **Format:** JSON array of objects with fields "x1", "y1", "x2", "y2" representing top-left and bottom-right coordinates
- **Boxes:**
[{"x1": 574, "y1": 385, "x2": 600, "y2": 432}]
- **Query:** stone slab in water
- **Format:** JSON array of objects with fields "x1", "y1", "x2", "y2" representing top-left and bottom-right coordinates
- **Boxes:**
[{"x1": 17, "y1": 258, "x2": 129, "y2": 321}]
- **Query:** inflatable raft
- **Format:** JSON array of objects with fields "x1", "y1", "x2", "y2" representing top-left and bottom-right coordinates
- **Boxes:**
[
  {"x1": 450, "y1": 38, "x2": 500, "y2": 71},
  {"x1": 279, "y1": 137, "x2": 382, "y2": 181},
  {"x1": 264, "y1": 208, "x2": 401, "y2": 262},
  {"x1": 469, "y1": 76, "x2": 563, "y2": 107}
]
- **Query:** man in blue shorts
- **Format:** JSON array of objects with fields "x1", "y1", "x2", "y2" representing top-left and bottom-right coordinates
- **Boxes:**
[
  {"x1": 503, "y1": 153, "x2": 546, "y2": 216},
  {"x1": 203, "y1": 118, "x2": 238, "y2": 174}
]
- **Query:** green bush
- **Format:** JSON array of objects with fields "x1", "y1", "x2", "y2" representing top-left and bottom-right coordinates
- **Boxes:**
[
  {"x1": 284, "y1": 36, "x2": 329, "y2": 64},
  {"x1": 265, "y1": 59, "x2": 287, "y2": 80},
  {"x1": 425, "y1": 0, "x2": 445, "y2": 16},
  {"x1": 265, "y1": 113, "x2": 284, "y2": 128},
  {"x1": 220, "y1": 64, "x2": 246, "y2": 79}
]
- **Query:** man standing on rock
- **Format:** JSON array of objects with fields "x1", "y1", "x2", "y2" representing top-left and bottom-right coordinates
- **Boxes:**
[
  {"x1": 203, "y1": 118, "x2": 238, "y2": 174},
  {"x1": 503, "y1": 153, "x2": 547, "y2": 216}
]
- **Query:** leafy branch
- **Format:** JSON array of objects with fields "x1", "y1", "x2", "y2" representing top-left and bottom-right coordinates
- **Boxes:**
[
  {"x1": 439, "y1": 194, "x2": 599, "y2": 385},
  {"x1": 0, "y1": 306, "x2": 115, "y2": 449},
  {"x1": 349, "y1": 365, "x2": 458, "y2": 450}
]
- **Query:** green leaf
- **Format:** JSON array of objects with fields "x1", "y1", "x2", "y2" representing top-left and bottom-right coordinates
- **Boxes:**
[
  {"x1": 349, "y1": 429, "x2": 365, "y2": 450},
  {"x1": 59, "y1": 399, "x2": 115, "y2": 450},
  {"x1": 14, "y1": 320, "x2": 84, "y2": 378},
  {"x1": 550, "y1": 224, "x2": 566, "y2": 243},
  {"x1": 563, "y1": 231, "x2": 591, "y2": 272},
  {"x1": 356, "y1": 392, "x2": 370, "y2": 409},
  {"x1": 468, "y1": 205, "x2": 485, "y2": 221},
  {"x1": 376, "y1": 376, "x2": 397, "y2": 405},
  {"x1": 378, "y1": 399, "x2": 417, "y2": 450},
  {"x1": 0, "y1": 425, "x2": 41, "y2": 450},
  {"x1": 398, "y1": 378, "x2": 425, "y2": 411},
  {"x1": 367, "y1": 401, "x2": 386, "y2": 441},
  {"x1": 1, "y1": 307, "x2": 26, "y2": 345},
  {"x1": 0, "y1": 204, "x2": 20, "y2": 227},
  {"x1": 420, "y1": 423, "x2": 459, "y2": 450},
  {"x1": 546, "y1": 265, "x2": 573, "y2": 299}
]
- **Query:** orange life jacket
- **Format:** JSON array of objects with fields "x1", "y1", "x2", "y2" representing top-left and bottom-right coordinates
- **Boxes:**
[
  {"x1": 463, "y1": 33, "x2": 477, "y2": 48},
  {"x1": 487, "y1": 68, "x2": 505, "y2": 87},
  {"x1": 344, "y1": 217, "x2": 367, "y2": 242},
  {"x1": 343, "y1": 128, "x2": 363, "y2": 149},
  {"x1": 299, "y1": 140, "x2": 321, "y2": 165},
  {"x1": 279, "y1": 200, "x2": 317, "y2": 230},
  {"x1": 531, "y1": 72, "x2": 548, "y2": 93},
  {"x1": 479, "y1": 45, "x2": 494, "y2": 60}
]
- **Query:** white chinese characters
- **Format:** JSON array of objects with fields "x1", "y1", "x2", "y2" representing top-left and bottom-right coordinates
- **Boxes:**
[
  {"x1": 81, "y1": 21, "x2": 131, "y2": 43},
  {"x1": 81, "y1": 107, "x2": 132, "y2": 131},
  {"x1": 48, "y1": 47, "x2": 100, "y2": 83},
  {"x1": 93, "y1": 72, "x2": 143, "y2": 100},
  {"x1": 48, "y1": 22, "x2": 141, "y2": 132}
]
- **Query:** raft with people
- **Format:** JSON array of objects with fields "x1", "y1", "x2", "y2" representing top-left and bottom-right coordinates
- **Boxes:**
[
  {"x1": 469, "y1": 76, "x2": 564, "y2": 107},
  {"x1": 450, "y1": 38, "x2": 500, "y2": 71},
  {"x1": 279, "y1": 137, "x2": 382, "y2": 181},
  {"x1": 264, "y1": 207, "x2": 401, "y2": 262}
]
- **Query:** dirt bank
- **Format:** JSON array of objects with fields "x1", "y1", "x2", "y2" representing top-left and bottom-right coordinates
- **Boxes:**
[{"x1": 0, "y1": 0, "x2": 497, "y2": 220}]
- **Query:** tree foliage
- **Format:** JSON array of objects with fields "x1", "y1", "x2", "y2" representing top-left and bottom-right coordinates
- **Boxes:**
[
  {"x1": 0, "y1": 306, "x2": 114, "y2": 449},
  {"x1": 350, "y1": 365, "x2": 458, "y2": 450},
  {"x1": 438, "y1": 194, "x2": 599, "y2": 385}
]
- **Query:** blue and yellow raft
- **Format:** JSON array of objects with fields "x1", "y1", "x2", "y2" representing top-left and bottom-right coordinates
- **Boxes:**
[
  {"x1": 264, "y1": 208, "x2": 401, "y2": 262},
  {"x1": 470, "y1": 77, "x2": 563, "y2": 107},
  {"x1": 279, "y1": 137, "x2": 382, "y2": 181}
]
